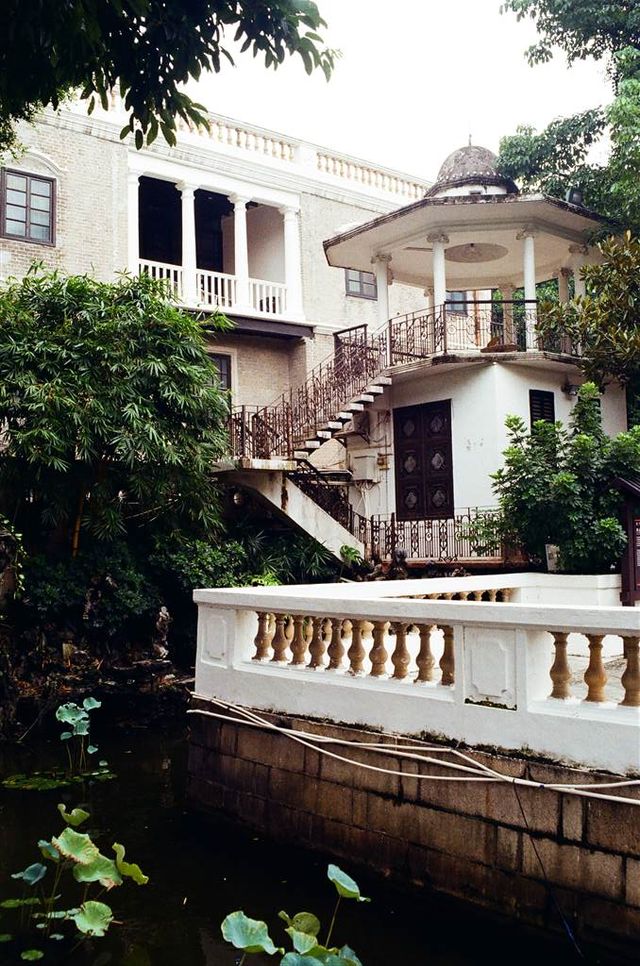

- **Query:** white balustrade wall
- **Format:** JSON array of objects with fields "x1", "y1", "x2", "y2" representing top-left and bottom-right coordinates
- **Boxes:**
[
  {"x1": 193, "y1": 574, "x2": 640, "y2": 775},
  {"x1": 139, "y1": 259, "x2": 183, "y2": 299}
]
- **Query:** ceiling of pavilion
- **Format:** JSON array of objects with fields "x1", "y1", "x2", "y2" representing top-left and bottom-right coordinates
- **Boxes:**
[{"x1": 323, "y1": 194, "x2": 609, "y2": 290}]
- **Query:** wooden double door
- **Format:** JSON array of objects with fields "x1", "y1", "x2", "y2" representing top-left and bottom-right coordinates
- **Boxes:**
[{"x1": 393, "y1": 400, "x2": 454, "y2": 520}]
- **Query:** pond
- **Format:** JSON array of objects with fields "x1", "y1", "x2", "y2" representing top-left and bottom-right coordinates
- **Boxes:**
[{"x1": 0, "y1": 716, "x2": 612, "y2": 965}]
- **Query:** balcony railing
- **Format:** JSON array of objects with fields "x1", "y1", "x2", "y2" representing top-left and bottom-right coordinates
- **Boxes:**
[{"x1": 139, "y1": 261, "x2": 288, "y2": 318}]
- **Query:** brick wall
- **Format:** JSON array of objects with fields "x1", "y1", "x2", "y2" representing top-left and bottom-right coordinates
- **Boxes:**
[{"x1": 188, "y1": 703, "x2": 640, "y2": 958}]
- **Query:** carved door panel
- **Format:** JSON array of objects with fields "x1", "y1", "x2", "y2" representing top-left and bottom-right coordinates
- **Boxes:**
[{"x1": 394, "y1": 400, "x2": 454, "y2": 520}]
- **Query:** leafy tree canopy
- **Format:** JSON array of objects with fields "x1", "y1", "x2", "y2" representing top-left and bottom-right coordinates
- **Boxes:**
[
  {"x1": 498, "y1": 2, "x2": 640, "y2": 231},
  {"x1": 537, "y1": 232, "x2": 640, "y2": 389},
  {"x1": 0, "y1": 1, "x2": 337, "y2": 152},
  {"x1": 0, "y1": 270, "x2": 231, "y2": 556},
  {"x1": 485, "y1": 383, "x2": 640, "y2": 573}
]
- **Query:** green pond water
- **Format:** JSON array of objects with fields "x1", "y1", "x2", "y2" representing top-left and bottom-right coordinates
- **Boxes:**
[{"x1": 0, "y1": 719, "x2": 612, "y2": 965}]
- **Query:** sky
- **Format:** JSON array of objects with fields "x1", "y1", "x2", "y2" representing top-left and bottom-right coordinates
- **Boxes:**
[{"x1": 189, "y1": 0, "x2": 612, "y2": 183}]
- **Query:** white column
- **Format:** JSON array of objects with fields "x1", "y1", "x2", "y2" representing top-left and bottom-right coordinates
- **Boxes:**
[
  {"x1": 177, "y1": 182, "x2": 198, "y2": 306},
  {"x1": 427, "y1": 232, "x2": 449, "y2": 313},
  {"x1": 281, "y1": 206, "x2": 304, "y2": 319},
  {"x1": 127, "y1": 173, "x2": 140, "y2": 273},
  {"x1": 230, "y1": 194, "x2": 251, "y2": 310},
  {"x1": 372, "y1": 253, "x2": 392, "y2": 327},
  {"x1": 570, "y1": 244, "x2": 589, "y2": 298},
  {"x1": 518, "y1": 227, "x2": 537, "y2": 349},
  {"x1": 558, "y1": 267, "x2": 571, "y2": 303}
]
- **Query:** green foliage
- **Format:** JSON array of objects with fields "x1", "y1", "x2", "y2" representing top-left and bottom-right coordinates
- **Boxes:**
[
  {"x1": 484, "y1": 383, "x2": 637, "y2": 572},
  {"x1": 221, "y1": 865, "x2": 367, "y2": 965},
  {"x1": 0, "y1": 1, "x2": 337, "y2": 152},
  {"x1": 55, "y1": 697, "x2": 101, "y2": 776},
  {"x1": 0, "y1": 270, "x2": 230, "y2": 555},
  {"x1": 536, "y1": 232, "x2": 640, "y2": 387},
  {"x1": 498, "y1": 2, "x2": 640, "y2": 232},
  {"x1": 0, "y1": 803, "x2": 146, "y2": 960}
]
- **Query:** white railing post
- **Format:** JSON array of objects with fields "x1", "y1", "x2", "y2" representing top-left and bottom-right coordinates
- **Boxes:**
[{"x1": 177, "y1": 182, "x2": 198, "y2": 306}]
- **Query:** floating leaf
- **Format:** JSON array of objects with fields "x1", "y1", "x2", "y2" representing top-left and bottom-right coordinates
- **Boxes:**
[
  {"x1": 20, "y1": 951, "x2": 44, "y2": 961},
  {"x1": 112, "y1": 843, "x2": 148, "y2": 885},
  {"x1": 98, "y1": 760, "x2": 108, "y2": 767},
  {"x1": 0, "y1": 934, "x2": 12, "y2": 942},
  {"x1": 73, "y1": 854, "x2": 122, "y2": 890},
  {"x1": 71, "y1": 901, "x2": 113, "y2": 937},
  {"x1": 60, "y1": 732, "x2": 73, "y2": 741},
  {"x1": 82, "y1": 697, "x2": 101, "y2": 711},
  {"x1": 11, "y1": 864, "x2": 47, "y2": 886},
  {"x1": 2, "y1": 773, "x2": 71, "y2": 791},
  {"x1": 49, "y1": 934, "x2": 64, "y2": 941},
  {"x1": 221, "y1": 911, "x2": 281, "y2": 955},
  {"x1": 57, "y1": 804, "x2": 90, "y2": 827},
  {"x1": 327, "y1": 866, "x2": 370, "y2": 902},
  {"x1": 52, "y1": 828, "x2": 99, "y2": 866},
  {"x1": 0, "y1": 899, "x2": 41, "y2": 909},
  {"x1": 55, "y1": 704, "x2": 86, "y2": 726}
]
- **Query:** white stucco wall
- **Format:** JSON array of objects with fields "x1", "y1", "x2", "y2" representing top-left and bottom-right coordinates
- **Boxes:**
[
  {"x1": 345, "y1": 359, "x2": 629, "y2": 518},
  {"x1": 247, "y1": 204, "x2": 285, "y2": 283}
]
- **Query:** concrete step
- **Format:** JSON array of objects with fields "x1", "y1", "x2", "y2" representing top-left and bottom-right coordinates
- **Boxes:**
[
  {"x1": 326, "y1": 421, "x2": 343, "y2": 430},
  {"x1": 293, "y1": 449, "x2": 309, "y2": 460},
  {"x1": 356, "y1": 393, "x2": 375, "y2": 404},
  {"x1": 365, "y1": 385, "x2": 385, "y2": 395},
  {"x1": 316, "y1": 430, "x2": 332, "y2": 439},
  {"x1": 337, "y1": 412, "x2": 353, "y2": 421},
  {"x1": 376, "y1": 375, "x2": 393, "y2": 385},
  {"x1": 345, "y1": 402, "x2": 365, "y2": 412},
  {"x1": 305, "y1": 440, "x2": 321, "y2": 449}
]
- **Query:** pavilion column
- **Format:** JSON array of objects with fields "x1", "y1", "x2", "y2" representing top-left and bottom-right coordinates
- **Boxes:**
[
  {"x1": 281, "y1": 206, "x2": 303, "y2": 319},
  {"x1": 558, "y1": 267, "x2": 571, "y2": 303},
  {"x1": 127, "y1": 173, "x2": 140, "y2": 274},
  {"x1": 177, "y1": 181, "x2": 198, "y2": 305},
  {"x1": 500, "y1": 282, "x2": 515, "y2": 343},
  {"x1": 427, "y1": 231, "x2": 449, "y2": 315},
  {"x1": 570, "y1": 243, "x2": 589, "y2": 298},
  {"x1": 518, "y1": 227, "x2": 537, "y2": 349},
  {"x1": 230, "y1": 193, "x2": 251, "y2": 310},
  {"x1": 423, "y1": 286, "x2": 434, "y2": 314},
  {"x1": 372, "y1": 253, "x2": 392, "y2": 327}
]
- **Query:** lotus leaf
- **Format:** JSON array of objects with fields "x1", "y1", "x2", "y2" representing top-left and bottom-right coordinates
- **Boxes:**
[
  {"x1": 87, "y1": 745, "x2": 98, "y2": 754},
  {"x1": 327, "y1": 866, "x2": 369, "y2": 902},
  {"x1": 50, "y1": 934, "x2": 64, "y2": 941},
  {"x1": 71, "y1": 901, "x2": 113, "y2": 937},
  {"x1": 73, "y1": 854, "x2": 122, "y2": 890},
  {"x1": 55, "y1": 704, "x2": 86, "y2": 726},
  {"x1": 112, "y1": 843, "x2": 148, "y2": 885},
  {"x1": 38, "y1": 840, "x2": 59, "y2": 862},
  {"x1": 2, "y1": 773, "x2": 71, "y2": 791},
  {"x1": 221, "y1": 911, "x2": 281, "y2": 955},
  {"x1": 52, "y1": 828, "x2": 99, "y2": 865},
  {"x1": 20, "y1": 951, "x2": 44, "y2": 961},
  {"x1": 280, "y1": 955, "x2": 324, "y2": 966},
  {"x1": 286, "y1": 929, "x2": 322, "y2": 955},
  {"x1": 74, "y1": 719, "x2": 90, "y2": 737},
  {"x1": 0, "y1": 899, "x2": 41, "y2": 909},
  {"x1": 82, "y1": 697, "x2": 101, "y2": 711},
  {"x1": 0, "y1": 934, "x2": 12, "y2": 942},
  {"x1": 339, "y1": 946, "x2": 363, "y2": 966},
  {"x1": 57, "y1": 804, "x2": 90, "y2": 827},
  {"x1": 279, "y1": 911, "x2": 321, "y2": 937},
  {"x1": 60, "y1": 732, "x2": 73, "y2": 741},
  {"x1": 11, "y1": 864, "x2": 47, "y2": 886}
]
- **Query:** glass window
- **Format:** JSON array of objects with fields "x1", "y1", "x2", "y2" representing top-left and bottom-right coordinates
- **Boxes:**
[
  {"x1": 345, "y1": 269, "x2": 377, "y2": 300},
  {"x1": 1, "y1": 169, "x2": 55, "y2": 244},
  {"x1": 446, "y1": 291, "x2": 467, "y2": 313},
  {"x1": 210, "y1": 353, "x2": 232, "y2": 391}
]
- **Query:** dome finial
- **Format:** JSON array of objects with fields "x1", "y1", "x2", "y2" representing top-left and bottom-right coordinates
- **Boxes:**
[{"x1": 468, "y1": 133, "x2": 472, "y2": 146}]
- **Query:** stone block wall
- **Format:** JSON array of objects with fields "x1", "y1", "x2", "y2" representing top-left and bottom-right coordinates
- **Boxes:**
[{"x1": 188, "y1": 702, "x2": 640, "y2": 958}]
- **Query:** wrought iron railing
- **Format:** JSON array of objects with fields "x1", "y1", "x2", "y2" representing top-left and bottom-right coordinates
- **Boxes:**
[{"x1": 358, "y1": 508, "x2": 503, "y2": 562}]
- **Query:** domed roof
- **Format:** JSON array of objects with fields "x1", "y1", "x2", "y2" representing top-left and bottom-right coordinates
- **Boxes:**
[{"x1": 428, "y1": 144, "x2": 518, "y2": 196}]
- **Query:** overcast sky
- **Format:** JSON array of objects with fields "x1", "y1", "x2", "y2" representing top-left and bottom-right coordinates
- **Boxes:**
[{"x1": 189, "y1": 0, "x2": 612, "y2": 182}]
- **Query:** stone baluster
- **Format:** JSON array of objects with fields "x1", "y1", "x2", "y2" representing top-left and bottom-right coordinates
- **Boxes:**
[
  {"x1": 308, "y1": 617, "x2": 327, "y2": 669},
  {"x1": 305, "y1": 619, "x2": 314, "y2": 645},
  {"x1": 549, "y1": 632, "x2": 572, "y2": 699},
  {"x1": 289, "y1": 615, "x2": 307, "y2": 667},
  {"x1": 285, "y1": 616, "x2": 294, "y2": 643},
  {"x1": 270, "y1": 614, "x2": 289, "y2": 663},
  {"x1": 584, "y1": 634, "x2": 607, "y2": 702},
  {"x1": 440, "y1": 626, "x2": 455, "y2": 686},
  {"x1": 458, "y1": 591, "x2": 469, "y2": 600},
  {"x1": 370, "y1": 621, "x2": 389, "y2": 678},
  {"x1": 347, "y1": 620, "x2": 366, "y2": 675},
  {"x1": 472, "y1": 591, "x2": 484, "y2": 601},
  {"x1": 621, "y1": 636, "x2": 640, "y2": 707},
  {"x1": 327, "y1": 619, "x2": 346, "y2": 671},
  {"x1": 488, "y1": 590, "x2": 498, "y2": 602},
  {"x1": 501, "y1": 589, "x2": 513, "y2": 602},
  {"x1": 253, "y1": 612, "x2": 272, "y2": 661},
  {"x1": 391, "y1": 623, "x2": 410, "y2": 680},
  {"x1": 416, "y1": 624, "x2": 435, "y2": 683}
]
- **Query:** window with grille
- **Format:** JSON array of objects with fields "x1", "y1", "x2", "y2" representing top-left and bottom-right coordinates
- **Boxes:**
[
  {"x1": 210, "y1": 353, "x2": 232, "y2": 391},
  {"x1": 1, "y1": 169, "x2": 55, "y2": 244},
  {"x1": 345, "y1": 269, "x2": 377, "y2": 300},
  {"x1": 529, "y1": 389, "x2": 555, "y2": 426}
]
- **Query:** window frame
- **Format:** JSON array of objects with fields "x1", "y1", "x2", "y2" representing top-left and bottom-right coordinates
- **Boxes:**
[
  {"x1": 1, "y1": 168, "x2": 56, "y2": 247},
  {"x1": 210, "y1": 352, "x2": 233, "y2": 392},
  {"x1": 529, "y1": 389, "x2": 556, "y2": 427},
  {"x1": 446, "y1": 291, "x2": 468, "y2": 314},
  {"x1": 345, "y1": 268, "x2": 377, "y2": 301}
]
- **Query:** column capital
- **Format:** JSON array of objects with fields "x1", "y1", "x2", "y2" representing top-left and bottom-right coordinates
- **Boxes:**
[
  {"x1": 371, "y1": 252, "x2": 393, "y2": 265},
  {"x1": 229, "y1": 193, "x2": 251, "y2": 208},
  {"x1": 176, "y1": 181, "x2": 198, "y2": 198},
  {"x1": 127, "y1": 171, "x2": 141, "y2": 187},
  {"x1": 516, "y1": 226, "x2": 538, "y2": 240},
  {"x1": 559, "y1": 266, "x2": 573, "y2": 279},
  {"x1": 427, "y1": 231, "x2": 449, "y2": 245},
  {"x1": 279, "y1": 205, "x2": 300, "y2": 218},
  {"x1": 569, "y1": 243, "x2": 589, "y2": 256}
]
